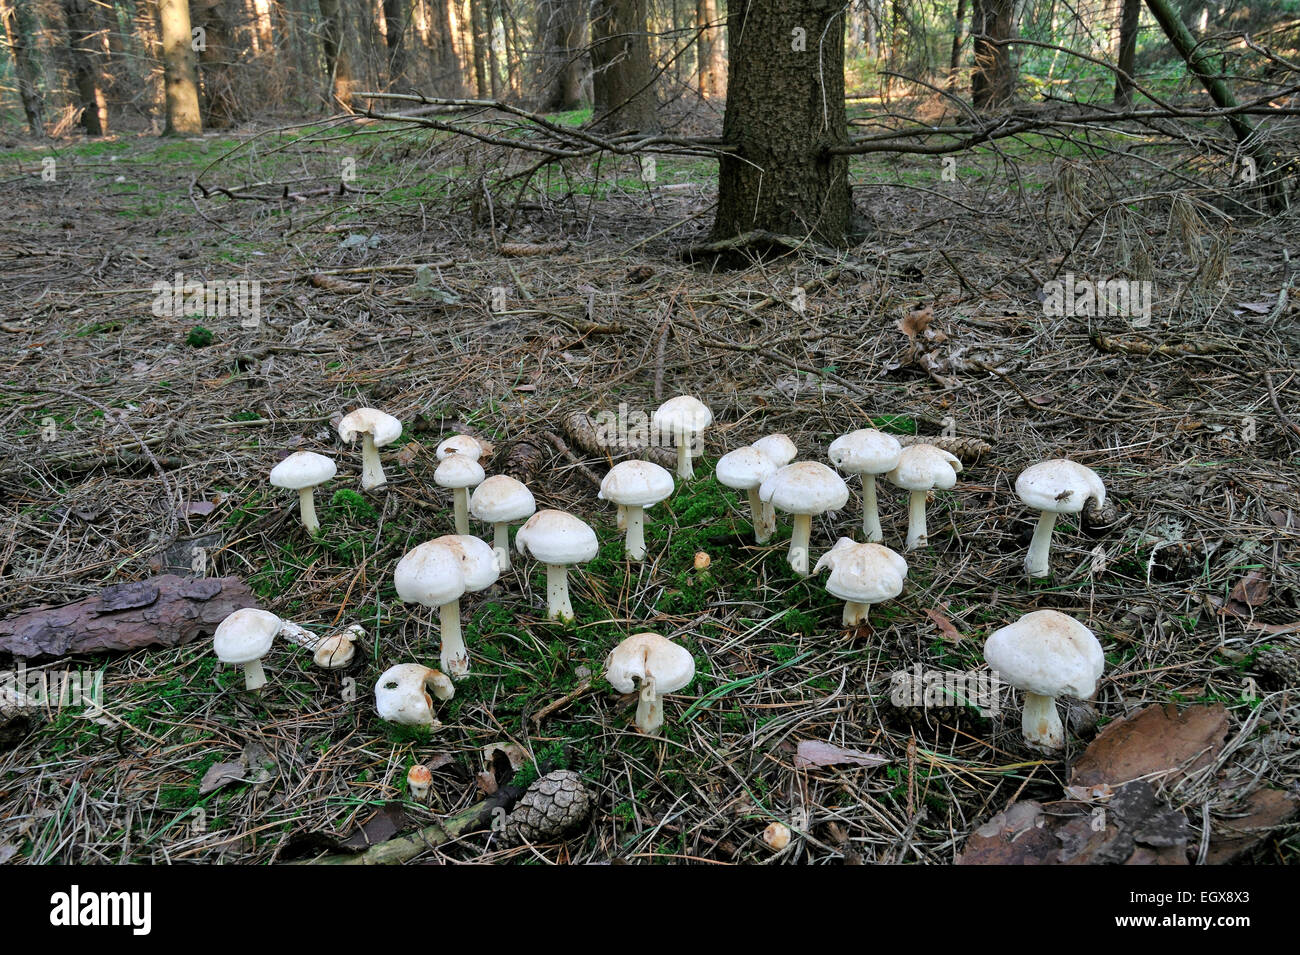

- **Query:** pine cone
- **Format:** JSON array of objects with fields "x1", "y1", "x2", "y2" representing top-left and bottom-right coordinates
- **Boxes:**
[
  {"x1": 1256, "y1": 648, "x2": 1300, "y2": 690},
  {"x1": 897, "y1": 435, "x2": 991, "y2": 465},
  {"x1": 1082, "y1": 497, "x2": 1122, "y2": 533},
  {"x1": 504, "y1": 770, "x2": 593, "y2": 844}
]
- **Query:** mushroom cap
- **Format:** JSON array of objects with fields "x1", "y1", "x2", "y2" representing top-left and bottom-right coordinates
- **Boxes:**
[
  {"x1": 984, "y1": 610, "x2": 1104, "y2": 699},
  {"x1": 750, "y1": 433, "x2": 797, "y2": 467},
  {"x1": 715, "y1": 446, "x2": 778, "y2": 490},
  {"x1": 470, "y1": 474, "x2": 536, "y2": 523},
  {"x1": 828, "y1": 429, "x2": 903, "y2": 475},
  {"x1": 312, "y1": 631, "x2": 356, "y2": 669},
  {"x1": 374, "y1": 663, "x2": 455, "y2": 727},
  {"x1": 394, "y1": 540, "x2": 467, "y2": 607},
  {"x1": 1016, "y1": 459, "x2": 1106, "y2": 515},
  {"x1": 599, "y1": 460, "x2": 674, "y2": 508},
  {"x1": 758, "y1": 461, "x2": 850, "y2": 515},
  {"x1": 427, "y1": 534, "x2": 500, "y2": 592},
  {"x1": 515, "y1": 509, "x2": 599, "y2": 565},
  {"x1": 213, "y1": 608, "x2": 281, "y2": 665},
  {"x1": 408, "y1": 764, "x2": 433, "y2": 786},
  {"x1": 652, "y1": 395, "x2": 713, "y2": 434},
  {"x1": 604, "y1": 633, "x2": 695, "y2": 695},
  {"x1": 269, "y1": 450, "x2": 337, "y2": 490},
  {"x1": 886, "y1": 444, "x2": 962, "y2": 491},
  {"x1": 813, "y1": 537, "x2": 908, "y2": 603},
  {"x1": 338, "y1": 408, "x2": 402, "y2": 447},
  {"x1": 434, "y1": 454, "x2": 486, "y2": 489},
  {"x1": 436, "y1": 434, "x2": 492, "y2": 461}
]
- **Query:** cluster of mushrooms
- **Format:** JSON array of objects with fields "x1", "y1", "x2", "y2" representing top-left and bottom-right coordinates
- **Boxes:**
[{"x1": 217, "y1": 396, "x2": 1113, "y2": 756}]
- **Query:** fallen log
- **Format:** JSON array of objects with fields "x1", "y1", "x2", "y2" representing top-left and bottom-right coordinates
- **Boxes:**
[{"x1": 0, "y1": 575, "x2": 258, "y2": 659}]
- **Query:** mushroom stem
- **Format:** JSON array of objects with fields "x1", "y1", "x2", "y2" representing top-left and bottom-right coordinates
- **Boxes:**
[
  {"x1": 624, "y1": 505, "x2": 647, "y2": 561},
  {"x1": 862, "y1": 475, "x2": 882, "y2": 542},
  {"x1": 359, "y1": 433, "x2": 386, "y2": 490},
  {"x1": 761, "y1": 500, "x2": 778, "y2": 540},
  {"x1": 746, "y1": 488, "x2": 771, "y2": 543},
  {"x1": 242, "y1": 659, "x2": 267, "y2": 692},
  {"x1": 297, "y1": 487, "x2": 321, "y2": 535},
  {"x1": 675, "y1": 427, "x2": 693, "y2": 480},
  {"x1": 842, "y1": 600, "x2": 870, "y2": 627},
  {"x1": 492, "y1": 522, "x2": 511, "y2": 572},
  {"x1": 616, "y1": 504, "x2": 627, "y2": 532},
  {"x1": 453, "y1": 488, "x2": 470, "y2": 534},
  {"x1": 905, "y1": 490, "x2": 929, "y2": 550},
  {"x1": 635, "y1": 674, "x2": 663, "y2": 735},
  {"x1": 1025, "y1": 510, "x2": 1059, "y2": 578},
  {"x1": 545, "y1": 564, "x2": 575, "y2": 621},
  {"x1": 789, "y1": 513, "x2": 813, "y2": 576},
  {"x1": 1022, "y1": 691, "x2": 1065, "y2": 751},
  {"x1": 438, "y1": 600, "x2": 468, "y2": 678}
]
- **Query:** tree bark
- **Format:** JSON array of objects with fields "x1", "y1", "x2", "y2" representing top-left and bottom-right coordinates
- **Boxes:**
[
  {"x1": 194, "y1": 0, "x2": 244, "y2": 127},
  {"x1": 711, "y1": 0, "x2": 851, "y2": 246},
  {"x1": 1113, "y1": 0, "x2": 1140, "y2": 104},
  {"x1": 589, "y1": 0, "x2": 657, "y2": 131},
  {"x1": 317, "y1": 0, "x2": 354, "y2": 108},
  {"x1": 158, "y1": 0, "x2": 203, "y2": 134},
  {"x1": 537, "y1": 0, "x2": 583, "y2": 110},
  {"x1": 696, "y1": 0, "x2": 723, "y2": 99},
  {"x1": 971, "y1": 0, "x2": 1015, "y2": 109},
  {"x1": 62, "y1": 0, "x2": 109, "y2": 134},
  {"x1": 382, "y1": 0, "x2": 408, "y2": 83},
  {"x1": 949, "y1": 0, "x2": 967, "y2": 84},
  {"x1": 0, "y1": 0, "x2": 45, "y2": 134}
]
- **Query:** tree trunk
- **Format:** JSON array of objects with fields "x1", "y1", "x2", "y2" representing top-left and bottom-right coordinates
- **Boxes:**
[
  {"x1": 971, "y1": 0, "x2": 1015, "y2": 109},
  {"x1": 62, "y1": 0, "x2": 109, "y2": 134},
  {"x1": 470, "y1": 0, "x2": 490, "y2": 96},
  {"x1": 589, "y1": 0, "x2": 656, "y2": 131},
  {"x1": 158, "y1": 0, "x2": 202, "y2": 134},
  {"x1": 696, "y1": 0, "x2": 723, "y2": 99},
  {"x1": 318, "y1": 0, "x2": 354, "y2": 107},
  {"x1": 1113, "y1": 0, "x2": 1140, "y2": 104},
  {"x1": 382, "y1": 0, "x2": 408, "y2": 83},
  {"x1": 195, "y1": 0, "x2": 244, "y2": 127},
  {"x1": 537, "y1": 0, "x2": 582, "y2": 110},
  {"x1": 949, "y1": 0, "x2": 967, "y2": 83},
  {"x1": 0, "y1": 0, "x2": 45, "y2": 134},
  {"x1": 711, "y1": 0, "x2": 851, "y2": 246}
]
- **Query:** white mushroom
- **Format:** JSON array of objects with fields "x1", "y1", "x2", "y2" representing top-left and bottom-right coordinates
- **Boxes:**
[
  {"x1": 813, "y1": 537, "x2": 908, "y2": 626},
  {"x1": 269, "y1": 451, "x2": 336, "y2": 535},
  {"x1": 715, "y1": 447, "x2": 778, "y2": 543},
  {"x1": 436, "y1": 433, "x2": 493, "y2": 461},
  {"x1": 758, "y1": 462, "x2": 849, "y2": 576},
  {"x1": 434, "y1": 454, "x2": 486, "y2": 535},
  {"x1": 750, "y1": 434, "x2": 797, "y2": 537},
  {"x1": 213, "y1": 608, "x2": 281, "y2": 691},
  {"x1": 885, "y1": 444, "x2": 962, "y2": 551},
  {"x1": 338, "y1": 408, "x2": 403, "y2": 491},
  {"x1": 312, "y1": 626, "x2": 360, "y2": 669},
  {"x1": 374, "y1": 663, "x2": 455, "y2": 728},
  {"x1": 828, "y1": 429, "x2": 902, "y2": 543},
  {"x1": 599, "y1": 460, "x2": 674, "y2": 561},
  {"x1": 1016, "y1": 459, "x2": 1107, "y2": 579},
  {"x1": 652, "y1": 395, "x2": 713, "y2": 480},
  {"x1": 514, "y1": 509, "x2": 599, "y2": 622},
  {"x1": 983, "y1": 610, "x2": 1104, "y2": 752},
  {"x1": 469, "y1": 475, "x2": 536, "y2": 571},
  {"x1": 604, "y1": 632, "x2": 696, "y2": 736}
]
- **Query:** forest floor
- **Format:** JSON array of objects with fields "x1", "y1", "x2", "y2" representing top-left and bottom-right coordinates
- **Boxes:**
[{"x1": 1, "y1": 110, "x2": 1298, "y2": 863}]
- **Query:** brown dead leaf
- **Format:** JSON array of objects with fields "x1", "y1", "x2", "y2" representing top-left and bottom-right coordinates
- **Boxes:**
[
  {"x1": 924, "y1": 607, "x2": 963, "y2": 644},
  {"x1": 792, "y1": 740, "x2": 888, "y2": 770},
  {"x1": 897, "y1": 303, "x2": 934, "y2": 341},
  {"x1": 341, "y1": 802, "x2": 407, "y2": 850},
  {"x1": 198, "y1": 761, "x2": 245, "y2": 795},
  {"x1": 1070, "y1": 703, "x2": 1229, "y2": 790},
  {"x1": 1225, "y1": 571, "x2": 1270, "y2": 617},
  {"x1": 1250, "y1": 620, "x2": 1300, "y2": 636},
  {"x1": 1206, "y1": 788, "x2": 1299, "y2": 863}
]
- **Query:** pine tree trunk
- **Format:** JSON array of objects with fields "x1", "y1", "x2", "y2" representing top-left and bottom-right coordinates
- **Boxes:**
[
  {"x1": 318, "y1": 0, "x2": 354, "y2": 107},
  {"x1": 589, "y1": 0, "x2": 656, "y2": 131},
  {"x1": 711, "y1": 0, "x2": 851, "y2": 246},
  {"x1": 696, "y1": 0, "x2": 723, "y2": 99},
  {"x1": 0, "y1": 0, "x2": 45, "y2": 134},
  {"x1": 537, "y1": 0, "x2": 582, "y2": 110},
  {"x1": 949, "y1": 0, "x2": 967, "y2": 83},
  {"x1": 62, "y1": 0, "x2": 108, "y2": 134},
  {"x1": 971, "y1": 0, "x2": 1015, "y2": 109},
  {"x1": 195, "y1": 0, "x2": 243, "y2": 127},
  {"x1": 1113, "y1": 0, "x2": 1140, "y2": 104},
  {"x1": 158, "y1": 0, "x2": 202, "y2": 134},
  {"x1": 470, "y1": 0, "x2": 489, "y2": 96},
  {"x1": 382, "y1": 0, "x2": 408, "y2": 83}
]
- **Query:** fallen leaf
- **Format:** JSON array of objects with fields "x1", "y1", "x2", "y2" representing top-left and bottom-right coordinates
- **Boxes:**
[
  {"x1": 341, "y1": 802, "x2": 406, "y2": 850},
  {"x1": 199, "y1": 761, "x2": 246, "y2": 794},
  {"x1": 1206, "y1": 788, "x2": 1299, "y2": 863},
  {"x1": 183, "y1": 501, "x2": 216, "y2": 517},
  {"x1": 1250, "y1": 621, "x2": 1300, "y2": 636},
  {"x1": 0, "y1": 843, "x2": 17, "y2": 865},
  {"x1": 1226, "y1": 571, "x2": 1270, "y2": 616},
  {"x1": 793, "y1": 740, "x2": 888, "y2": 770},
  {"x1": 924, "y1": 608, "x2": 963, "y2": 643},
  {"x1": 897, "y1": 303, "x2": 934, "y2": 341},
  {"x1": 1070, "y1": 703, "x2": 1229, "y2": 790}
]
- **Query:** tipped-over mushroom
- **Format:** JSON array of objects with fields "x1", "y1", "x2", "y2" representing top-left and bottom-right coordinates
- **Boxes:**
[
  {"x1": 716, "y1": 447, "x2": 779, "y2": 544},
  {"x1": 886, "y1": 444, "x2": 962, "y2": 550},
  {"x1": 269, "y1": 451, "x2": 336, "y2": 535},
  {"x1": 469, "y1": 474, "x2": 536, "y2": 571},
  {"x1": 1016, "y1": 459, "x2": 1107, "y2": 579},
  {"x1": 394, "y1": 535, "x2": 498, "y2": 678},
  {"x1": 515, "y1": 509, "x2": 599, "y2": 622},
  {"x1": 652, "y1": 395, "x2": 713, "y2": 480},
  {"x1": 604, "y1": 633, "x2": 695, "y2": 736},
  {"x1": 436, "y1": 433, "x2": 493, "y2": 461},
  {"x1": 434, "y1": 454, "x2": 486, "y2": 535},
  {"x1": 599, "y1": 460, "x2": 674, "y2": 561},
  {"x1": 758, "y1": 462, "x2": 849, "y2": 576},
  {"x1": 338, "y1": 408, "x2": 402, "y2": 491},
  {"x1": 213, "y1": 608, "x2": 281, "y2": 691},
  {"x1": 983, "y1": 610, "x2": 1104, "y2": 752},
  {"x1": 374, "y1": 663, "x2": 455, "y2": 728},
  {"x1": 828, "y1": 429, "x2": 902, "y2": 543},
  {"x1": 313, "y1": 625, "x2": 361, "y2": 669},
  {"x1": 814, "y1": 537, "x2": 908, "y2": 626}
]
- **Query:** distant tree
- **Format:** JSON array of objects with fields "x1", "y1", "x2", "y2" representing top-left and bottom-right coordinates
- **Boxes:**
[
  {"x1": 0, "y1": 0, "x2": 45, "y2": 134},
  {"x1": 536, "y1": 0, "x2": 583, "y2": 111},
  {"x1": 971, "y1": 0, "x2": 1015, "y2": 108},
  {"x1": 62, "y1": 0, "x2": 108, "y2": 134},
  {"x1": 589, "y1": 0, "x2": 657, "y2": 131},
  {"x1": 1114, "y1": 0, "x2": 1140, "y2": 105},
  {"x1": 383, "y1": 0, "x2": 409, "y2": 84},
  {"x1": 194, "y1": 0, "x2": 244, "y2": 127},
  {"x1": 695, "y1": 0, "x2": 724, "y2": 100},
  {"x1": 158, "y1": 0, "x2": 202, "y2": 134},
  {"x1": 318, "y1": 0, "x2": 354, "y2": 107}
]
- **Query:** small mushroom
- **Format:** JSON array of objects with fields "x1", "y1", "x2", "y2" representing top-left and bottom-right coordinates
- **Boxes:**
[
  {"x1": 469, "y1": 475, "x2": 536, "y2": 571},
  {"x1": 604, "y1": 633, "x2": 696, "y2": 736},
  {"x1": 749, "y1": 434, "x2": 797, "y2": 536},
  {"x1": 407, "y1": 764, "x2": 433, "y2": 800},
  {"x1": 312, "y1": 626, "x2": 359, "y2": 669},
  {"x1": 758, "y1": 462, "x2": 849, "y2": 576},
  {"x1": 1016, "y1": 459, "x2": 1107, "y2": 579},
  {"x1": 269, "y1": 451, "x2": 336, "y2": 535},
  {"x1": 598, "y1": 460, "x2": 674, "y2": 561},
  {"x1": 885, "y1": 444, "x2": 962, "y2": 551},
  {"x1": 983, "y1": 610, "x2": 1104, "y2": 752},
  {"x1": 828, "y1": 429, "x2": 902, "y2": 543},
  {"x1": 395, "y1": 536, "x2": 498, "y2": 678},
  {"x1": 813, "y1": 537, "x2": 908, "y2": 626},
  {"x1": 515, "y1": 509, "x2": 599, "y2": 622},
  {"x1": 213, "y1": 608, "x2": 281, "y2": 691},
  {"x1": 436, "y1": 433, "x2": 493, "y2": 461},
  {"x1": 762, "y1": 822, "x2": 792, "y2": 852},
  {"x1": 715, "y1": 446, "x2": 779, "y2": 543},
  {"x1": 434, "y1": 454, "x2": 486, "y2": 535},
  {"x1": 374, "y1": 663, "x2": 455, "y2": 728},
  {"x1": 652, "y1": 395, "x2": 713, "y2": 480},
  {"x1": 338, "y1": 408, "x2": 402, "y2": 491}
]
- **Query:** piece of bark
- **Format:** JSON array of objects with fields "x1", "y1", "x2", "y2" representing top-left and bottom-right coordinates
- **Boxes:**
[{"x1": 0, "y1": 575, "x2": 257, "y2": 659}]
